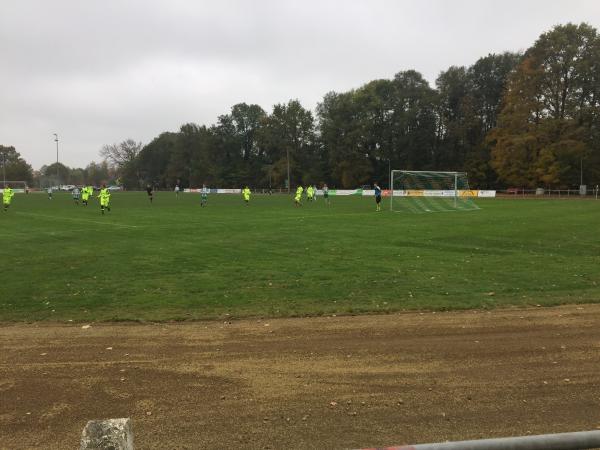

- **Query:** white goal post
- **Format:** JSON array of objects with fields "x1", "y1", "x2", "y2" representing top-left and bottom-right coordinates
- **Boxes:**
[{"x1": 390, "y1": 170, "x2": 479, "y2": 213}]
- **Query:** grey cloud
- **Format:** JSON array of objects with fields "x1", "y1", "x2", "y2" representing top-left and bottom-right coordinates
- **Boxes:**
[{"x1": 1, "y1": 0, "x2": 599, "y2": 169}]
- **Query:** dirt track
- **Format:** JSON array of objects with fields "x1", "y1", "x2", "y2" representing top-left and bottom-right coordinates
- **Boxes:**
[{"x1": 2, "y1": 305, "x2": 600, "y2": 449}]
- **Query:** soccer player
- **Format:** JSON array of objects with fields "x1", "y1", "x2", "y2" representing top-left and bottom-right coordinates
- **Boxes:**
[
  {"x1": 242, "y1": 186, "x2": 251, "y2": 205},
  {"x1": 97, "y1": 184, "x2": 111, "y2": 215},
  {"x1": 146, "y1": 184, "x2": 154, "y2": 203},
  {"x1": 72, "y1": 186, "x2": 80, "y2": 205},
  {"x1": 306, "y1": 185, "x2": 314, "y2": 202},
  {"x1": 81, "y1": 186, "x2": 89, "y2": 206},
  {"x1": 47, "y1": 186, "x2": 53, "y2": 200},
  {"x1": 86, "y1": 186, "x2": 94, "y2": 205},
  {"x1": 322, "y1": 183, "x2": 330, "y2": 206},
  {"x1": 200, "y1": 184, "x2": 208, "y2": 207},
  {"x1": 3, "y1": 185, "x2": 14, "y2": 212},
  {"x1": 174, "y1": 183, "x2": 180, "y2": 198},
  {"x1": 294, "y1": 185, "x2": 303, "y2": 206},
  {"x1": 374, "y1": 182, "x2": 383, "y2": 212}
]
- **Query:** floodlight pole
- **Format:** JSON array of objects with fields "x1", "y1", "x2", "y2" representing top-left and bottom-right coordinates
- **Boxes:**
[{"x1": 53, "y1": 133, "x2": 59, "y2": 187}]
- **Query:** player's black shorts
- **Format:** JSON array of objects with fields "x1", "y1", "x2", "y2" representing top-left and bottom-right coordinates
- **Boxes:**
[{"x1": 375, "y1": 196, "x2": 381, "y2": 204}]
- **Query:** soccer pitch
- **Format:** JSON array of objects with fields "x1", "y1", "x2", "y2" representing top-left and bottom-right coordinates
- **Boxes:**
[{"x1": 2, "y1": 192, "x2": 599, "y2": 321}]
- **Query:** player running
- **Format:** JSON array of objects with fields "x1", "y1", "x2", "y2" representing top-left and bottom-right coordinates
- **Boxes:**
[
  {"x1": 81, "y1": 186, "x2": 90, "y2": 206},
  {"x1": 374, "y1": 182, "x2": 383, "y2": 212},
  {"x1": 3, "y1": 185, "x2": 14, "y2": 212},
  {"x1": 98, "y1": 184, "x2": 111, "y2": 214},
  {"x1": 72, "y1": 186, "x2": 80, "y2": 205},
  {"x1": 200, "y1": 184, "x2": 208, "y2": 207},
  {"x1": 294, "y1": 185, "x2": 303, "y2": 206},
  {"x1": 242, "y1": 186, "x2": 251, "y2": 205},
  {"x1": 47, "y1": 186, "x2": 53, "y2": 200},
  {"x1": 146, "y1": 184, "x2": 154, "y2": 203}
]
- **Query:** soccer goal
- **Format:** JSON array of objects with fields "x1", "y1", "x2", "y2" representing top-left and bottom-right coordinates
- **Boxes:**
[
  {"x1": 390, "y1": 170, "x2": 479, "y2": 213},
  {"x1": 0, "y1": 180, "x2": 28, "y2": 193}
]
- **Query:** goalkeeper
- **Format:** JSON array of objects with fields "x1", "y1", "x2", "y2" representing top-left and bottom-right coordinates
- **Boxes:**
[
  {"x1": 374, "y1": 182, "x2": 383, "y2": 212},
  {"x1": 3, "y1": 185, "x2": 14, "y2": 212}
]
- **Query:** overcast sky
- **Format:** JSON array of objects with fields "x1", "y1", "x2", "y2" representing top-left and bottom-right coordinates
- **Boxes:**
[{"x1": 2, "y1": 0, "x2": 600, "y2": 170}]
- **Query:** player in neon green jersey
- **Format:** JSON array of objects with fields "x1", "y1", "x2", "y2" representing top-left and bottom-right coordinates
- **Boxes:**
[
  {"x1": 306, "y1": 185, "x2": 314, "y2": 202},
  {"x1": 242, "y1": 186, "x2": 251, "y2": 205},
  {"x1": 97, "y1": 184, "x2": 111, "y2": 215},
  {"x1": 294, "y1": 185, "x2": 303, "y2": 206},
  {"x1": 3, "y1": 185, "x2": 14, "y2": 212},
  {"x1": 82, "y1": 186, "x2": 93, "y2": 206}
]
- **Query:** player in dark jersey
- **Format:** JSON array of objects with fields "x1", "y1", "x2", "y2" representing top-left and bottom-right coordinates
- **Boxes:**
[
  {"x1": 374, "y1": 182, "x2": 382, "y2": 212},
  {"x1": 146, "y1": 185, "x2": 154, "y2": 203}
]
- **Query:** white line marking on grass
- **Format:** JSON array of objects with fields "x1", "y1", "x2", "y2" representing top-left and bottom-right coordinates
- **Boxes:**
[{"x1": 16, "y1": 212, "x2": 139, "y2": 229}]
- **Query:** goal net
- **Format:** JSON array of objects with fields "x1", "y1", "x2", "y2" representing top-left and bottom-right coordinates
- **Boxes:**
[
  {"x1": 390, "y1": 171, "x2": 479, "y2": 213},
  {"x1": 0, "y1": 180, "x2": 28, "y2": 193}
]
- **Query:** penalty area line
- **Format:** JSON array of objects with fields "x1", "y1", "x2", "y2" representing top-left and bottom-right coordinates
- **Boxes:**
[{"x1": 16, "y1": 212, "x2": 140, "y2": 229}]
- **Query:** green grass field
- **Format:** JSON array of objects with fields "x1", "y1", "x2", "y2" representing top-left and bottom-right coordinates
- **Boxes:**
[{"x1": 1, "y1": 192, "x2": 599, "y2": 321}]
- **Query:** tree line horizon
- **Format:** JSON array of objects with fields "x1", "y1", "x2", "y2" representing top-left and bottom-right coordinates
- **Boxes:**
[{"x1": 3, "y1": 22, "x2": 599, "y2": 191}]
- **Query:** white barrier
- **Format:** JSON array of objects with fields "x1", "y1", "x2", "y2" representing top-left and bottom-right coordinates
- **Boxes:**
[
  {"x1": 366, "y1": 430, "x2": 600, "y2": 450},
  {"x1": 185, "y1": 188, "x2": 241, "y2": 194}
]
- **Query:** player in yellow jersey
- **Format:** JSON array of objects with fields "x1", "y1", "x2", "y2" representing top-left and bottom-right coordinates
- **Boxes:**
[
  {"x1": 81, "y1": 186, "x2": 90, "y2": 206},
  {"x1": 242, "y1": 186, "x2": 251, "y2": 205},
  {"x1": 97, "y1": 184, "x2": 111, "y2": 215},
  {"x1": 306, "y1": 185, "x2": 314, "y2": 202},
  {"x1": 294, "y1": 185, "x2": 303, "y2": 206},
  {"x1": 3, "y1": 185, "x2": 14, "y2": 212}
]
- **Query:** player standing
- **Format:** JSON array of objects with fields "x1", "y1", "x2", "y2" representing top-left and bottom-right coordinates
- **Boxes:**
[
  {"x1": 146, "y1": 184, "x2": 154, "y2": 203},
  {"x1": 175, "y1": 183, "x2": 180, "y2": 198},
  {"x1": 3, "y1": 185, "x2": 14, "y2": 212},
  {"x1": 306, "y1": 185, "x2": 314, "y2": 202},
  {"x1": 47, "y1": 186, "x2": 53, "y2": 200},
  {"x1": 294, "y1": 185, "x2": 303, "y2": 206},
  {"x1": 322, "y1": 183, "x2": 330, "y2": 206},
  {"x1": 98, "y1": 184, "x2": 111, "y2": 214},
  {"x1": 200, "y1": 184, "x2": 208, "y2": 207},
  {"x1": 374, "y1": 182, "x2": 382, "y2": 212},
  {"x1": 242, "y1": 186, "x2": 251, "y2": 205},
  {"x1": 72, "y1": 186, "x2": 80, "y2": 205}
]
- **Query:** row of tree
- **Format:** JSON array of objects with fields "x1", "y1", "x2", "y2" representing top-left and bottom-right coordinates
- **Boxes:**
[
  {"x1": 3, "y1": 23, "x2": 599, "y2": 190},
  {"x1": 0, "y1": 146, "x2": 118, "y2": 188}
]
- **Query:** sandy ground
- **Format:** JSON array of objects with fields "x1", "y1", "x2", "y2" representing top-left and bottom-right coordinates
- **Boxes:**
[{"x1": 2, "y1": 305, "x2": 600, "y2": 449}]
